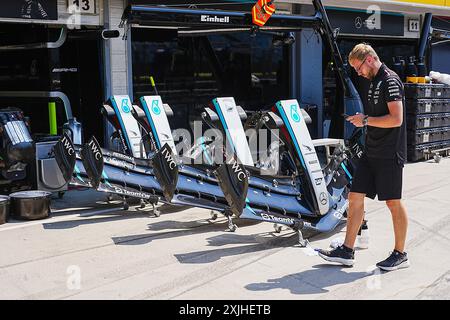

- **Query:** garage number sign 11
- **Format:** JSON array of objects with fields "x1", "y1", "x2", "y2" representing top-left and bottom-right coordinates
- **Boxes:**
[{"x1": 68, "y1": 0, "x2": 96, "y2": 14}]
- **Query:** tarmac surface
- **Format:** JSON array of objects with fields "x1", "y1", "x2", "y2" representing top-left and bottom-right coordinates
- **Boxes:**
[{"x1": 0, "y1": 157, "x2": 449, "y2": 300}]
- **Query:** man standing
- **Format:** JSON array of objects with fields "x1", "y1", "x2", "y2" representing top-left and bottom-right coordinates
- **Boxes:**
[
  {"x1": 21, "y1": 0, "x2": 49, "y2": 20},
  {"x1": 318, "y1": 43, "x2": 410, "y2": 271}
]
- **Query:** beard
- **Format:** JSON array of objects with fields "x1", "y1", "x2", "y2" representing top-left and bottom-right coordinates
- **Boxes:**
[{"x1": 363, "y1": 68, "x2": 376, "y2": 80}]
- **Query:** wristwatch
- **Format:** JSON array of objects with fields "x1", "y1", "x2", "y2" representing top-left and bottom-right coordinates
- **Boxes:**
[{"x1": 362, "y1": 115, "x2": 369, "y2": 127}]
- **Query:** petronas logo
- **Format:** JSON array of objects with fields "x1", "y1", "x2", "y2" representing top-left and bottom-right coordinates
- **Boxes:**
[
  {"x1": 121, "y1": 99, "x2": 131, "y2": 113},
  {"x1": 152, "y1": 100, "x2": 161, "y2": 115},
  {"x1": 290, "y1": 104, "x2": 301, "y2": 122}
]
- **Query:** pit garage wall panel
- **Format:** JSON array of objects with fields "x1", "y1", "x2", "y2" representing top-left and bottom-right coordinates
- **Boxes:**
[
  {"x1": 431, "y1": 43, "x2": 450, "y2": 75},
  {"x1": 293, "y1": 29, "x2": 323, "y2": 139},
  {"x1": 431, "y1": 17, "x2": 450, "y2": 76},
  {"x1": 101, "y1": 0, "x2": 131, "y2": 148},
  {"x1": 106, "y1": 0, "x2": 130, "y2": 96}
]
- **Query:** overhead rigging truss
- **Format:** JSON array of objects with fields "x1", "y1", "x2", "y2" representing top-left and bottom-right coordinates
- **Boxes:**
[{"x1": 120, "y1": 1, "x2": 322, "y2": 34}]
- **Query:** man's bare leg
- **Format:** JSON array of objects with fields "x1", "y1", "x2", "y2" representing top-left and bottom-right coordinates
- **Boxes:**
[
  {"x1": 317, "y1": 191, "x2": 366, "y2": 266},
  {"x1": 375, "y1": 199, "x2": 410, "y2": 271},
  {"x1": 344, "y1": 192, "x2": 366, "y2": 249},
  {"x1": 386, "y1": 199, "x2": 408, "y2": 253}
]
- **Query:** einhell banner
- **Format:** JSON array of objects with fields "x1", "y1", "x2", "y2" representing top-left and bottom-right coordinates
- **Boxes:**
[
  {"x1": 1, "y1": 0, "x2": 58, "y2": 20},
  {"x1": 130, "y1": 0, "x2": 253, "y2": 11}
]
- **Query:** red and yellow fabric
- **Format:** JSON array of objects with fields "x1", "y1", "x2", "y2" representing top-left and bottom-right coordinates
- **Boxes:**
[{"x1": 252, "y1": 0, "x2": 276, "y2": 27}]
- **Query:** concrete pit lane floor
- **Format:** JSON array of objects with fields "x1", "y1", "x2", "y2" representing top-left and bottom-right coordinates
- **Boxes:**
[{"x1": 0, "y1": 158, "x2": 449, "y2": 300}]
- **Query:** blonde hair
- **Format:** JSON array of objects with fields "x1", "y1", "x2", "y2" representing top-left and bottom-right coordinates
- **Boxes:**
[{"x1": 349, "y1": 43, "x2": 379, "y2": 62}]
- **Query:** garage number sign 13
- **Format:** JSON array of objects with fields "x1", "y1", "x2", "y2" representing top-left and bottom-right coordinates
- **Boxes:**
[{"x1": 68, "y1": 0, "x2": 96, "y2": 14}]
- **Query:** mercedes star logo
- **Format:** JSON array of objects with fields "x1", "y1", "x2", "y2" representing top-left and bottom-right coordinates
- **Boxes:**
[{"x1": 355, "y1": 16, "x2": 363, "y2": 29}]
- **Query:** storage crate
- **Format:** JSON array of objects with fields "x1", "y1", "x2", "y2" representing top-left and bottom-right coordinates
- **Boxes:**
[
  {"x1": 443, "y1": 85, "x2": 450, "y2": 99},
  {"x1": 407, "y1": 139, "x2": 450, "y2": 162},
  {"x1": 407, "y1": 126, "x2": 450, "y2": 144},
  {"x1": 407, "y1": 113, "x2": 450, "y2": 129},
  {"x1": 443, "y1": 99, "x2": 450, "y2": 112},
  {"x1": 404, "y1": 83, "x2": 446, "y2": 99},
  {"x1": 406, "y1": 99, "x2": 448, "y2": 114}
]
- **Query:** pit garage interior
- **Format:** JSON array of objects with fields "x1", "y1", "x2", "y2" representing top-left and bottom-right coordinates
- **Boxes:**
[{"x1": 0, "y1": 0, "x2": 449, "y2": 165}]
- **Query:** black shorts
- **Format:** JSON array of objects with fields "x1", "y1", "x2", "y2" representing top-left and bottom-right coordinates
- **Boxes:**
[{"x1": 350, "y1": 155, "x2": 404, "y2": 201}]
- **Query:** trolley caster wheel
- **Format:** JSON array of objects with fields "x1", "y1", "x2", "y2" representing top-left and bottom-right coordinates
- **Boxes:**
[
  {"x1": 140, "y1": 199, "x2": 146, "y2": 209},
  {"x1": 58, "y1": 191, "x2": 65, "y2": 199},
  {"x1": 210, "y1": 211, "x2": 218, "y2": 221},
  {"x1": 298, "y1": 239, "x2": 308, "y2": 247},
  {"x1": 107, "y1": 195, "x2": 114, "y2": 202},
  {"x1": 225, "y1": 210, "x2": 236, "y2": 232},
  {"x1": 151, "y1": 203, "x2": 160, "y2": 217},
  {"x1": 123, "y1": 203, "x2": 129, "y2": 210},
  {"x1": 434, "y1": 154, "x2": 442, "y2": 163},
  {"x1": 296, "y1": 230, "x2": 308, "y2": 247},
  {"x1": 273, "y1": 223, "x2": 282, "y2": 233}
]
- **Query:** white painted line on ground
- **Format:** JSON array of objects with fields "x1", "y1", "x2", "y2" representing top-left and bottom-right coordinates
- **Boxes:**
[{"x1": 0, "y1": 207, "x2": 122, "y2": 232}]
